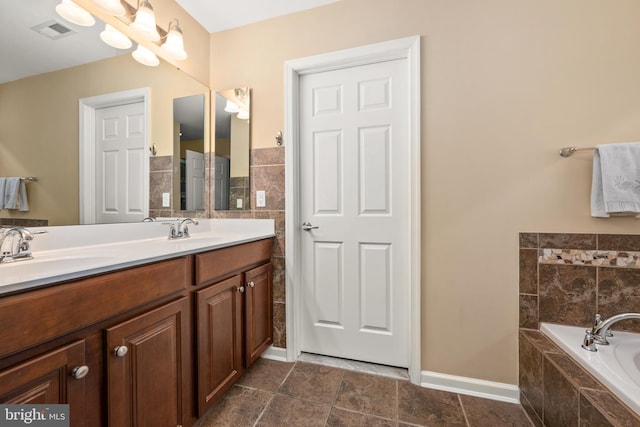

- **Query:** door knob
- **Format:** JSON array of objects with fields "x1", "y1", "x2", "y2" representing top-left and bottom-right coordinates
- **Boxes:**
[
  {"x1": 302, "y1": 222, "x2": 319, "y2": 231},
  {"x1": 114, "y1": 346, "x2": 128, "y2": 358},
  {"x1": 71, "y1": 365, "x2": 89, "y2": 379},
  {"x1": 247, "y1": 281, "x2": 255, "y2": 288},
  {"x1": 237, "y1": 286, "x2": 245, "y2": 293}
]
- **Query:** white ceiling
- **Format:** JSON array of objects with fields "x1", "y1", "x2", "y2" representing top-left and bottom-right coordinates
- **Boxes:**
[
  {"x1": 1, "y1": 0, "x2": 339, "y2": 84},
  {"x1": 0, "y1": 0, "x2": 126, "y2": 84},
  {"x1": 177, "y1": 0, "x2": 339, "y2": 33}
]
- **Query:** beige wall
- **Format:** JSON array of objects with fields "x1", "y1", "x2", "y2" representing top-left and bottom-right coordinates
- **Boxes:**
[
  {"x1": 0, "y1": 54, "x2": 208, "y2": 225},
  {"x1": 230, "y1": 116, "x2": 250, "y2": 177},
  {"x1": 210, "y1": 0, "x2": 640, "y2": 384}
]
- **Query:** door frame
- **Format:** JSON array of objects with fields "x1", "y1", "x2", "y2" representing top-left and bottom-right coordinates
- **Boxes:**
[
  {"x1": 284, "y1": 36, "x2": 421, "y2": 383},
  {"x1": 78, "y1": 88, "x2": 150, "y2": 224}
]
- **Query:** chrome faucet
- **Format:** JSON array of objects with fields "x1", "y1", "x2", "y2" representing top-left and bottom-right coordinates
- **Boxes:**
[
  {"x1": 582, "y1": 312, "x2": 640, "y2": 351},
  {"x1": 0, "y1": 227, "x2": 35, "y2": 263},
  {"x1": 167, "y1": 218, "x2": 199, "y2": 239}
]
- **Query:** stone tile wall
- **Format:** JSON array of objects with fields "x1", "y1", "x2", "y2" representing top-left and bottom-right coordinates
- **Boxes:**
[
  {"x1": 149, "y1": 147, "x2": 286, "y2": 348},
  {"x1": 519, "y1": 232, "x2": 640, "y2": 426},
  {"x1": 519, "y1": 233, "x2": 640, "y2": 332},
  {"x1": 214, "y1": 146, "x2": 286, "y2": 348}
]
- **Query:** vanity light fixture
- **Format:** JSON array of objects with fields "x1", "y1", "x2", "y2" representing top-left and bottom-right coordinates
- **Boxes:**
[
  {"x1": 132, "y1": 44, "x2": 159, "y2": 66},
  {"x1": 92, "y1": 0, "x2": 125, "y2": 16},
  {"x1": 100, "y1": 24, "x2": 132, "y2": 49},
  {"x1": 129, "y1": 0, "x2": 160, "y2": 42},
  {"x1": 55, "y1": 0, "x2": 96, "y2": 27},
  {"x1": 160, "y1": 19, "x2": 187, "y2": 61}
]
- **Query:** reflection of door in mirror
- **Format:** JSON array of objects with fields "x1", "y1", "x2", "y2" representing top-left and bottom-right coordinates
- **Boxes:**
[
  {"x1": 173, "y1": 94, "x2": 206, "y2": 211},
  {"x1": 214, "y1": 89, "x2": 251, "y2": 210}
]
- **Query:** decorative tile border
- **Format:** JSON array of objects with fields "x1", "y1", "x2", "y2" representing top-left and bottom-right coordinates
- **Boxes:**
[{"x1": 539, "y1": 249, "x2": 640, "y2": 268}]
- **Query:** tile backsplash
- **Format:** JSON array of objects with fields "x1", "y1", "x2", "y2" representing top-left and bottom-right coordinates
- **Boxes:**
[{"x1": 519, "y1": 233, "x2": 640, "y2": 333}]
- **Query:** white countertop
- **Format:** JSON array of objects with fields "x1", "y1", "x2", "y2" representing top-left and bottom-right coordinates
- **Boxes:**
[{"x1": 0, "y1": 219, "x2": 275, "y2": 296}]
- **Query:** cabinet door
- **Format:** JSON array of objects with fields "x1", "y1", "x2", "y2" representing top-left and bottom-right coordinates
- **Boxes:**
[
  {"x1": 0, "y1": 340, "x2": 87, "y2": 426},
  {"x1": 244, "y1": 263, "x2": 273, "y2": 367},
  {"x1": 196, "y1": 275, "x2": 243, "y2": 416},
  {"x1": 106, "y1": 297, "x2": 189, "y2": 427}
]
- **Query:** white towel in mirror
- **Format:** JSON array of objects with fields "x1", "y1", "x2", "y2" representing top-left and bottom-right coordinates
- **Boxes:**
[{"x1": 3, "y1": 178, "x2": 29, "y2": 211}]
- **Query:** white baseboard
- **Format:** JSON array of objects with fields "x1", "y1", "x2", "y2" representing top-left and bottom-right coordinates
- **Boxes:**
[
  {"x1": 421, "y1": 371, "x2": 520, "y2": 404},
  {"x1": 261, "y1": 346, "x2": 288, "y2": 362}
]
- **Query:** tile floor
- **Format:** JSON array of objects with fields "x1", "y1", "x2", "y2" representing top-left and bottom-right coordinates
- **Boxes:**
[{"x1": 194, "y1": 356, "x2": 535, "y2": 427}]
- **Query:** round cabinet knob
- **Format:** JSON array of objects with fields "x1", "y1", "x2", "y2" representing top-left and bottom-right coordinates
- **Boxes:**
[
  {"x1": 247, "y1": 281, "x2": 255, "y2": 288},
  {"x1": 71, "y1": 365, "x2": 89, "y2": 380},
  {"x1": 237, "y1": 286, "x2": 245, "y2": 293},
  {"x1": 114, "y1": 345, "x2": 128, "y2": 357}
]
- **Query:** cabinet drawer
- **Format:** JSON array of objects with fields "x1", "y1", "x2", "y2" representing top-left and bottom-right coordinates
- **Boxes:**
[
  {"x1": 0, "y1": 257, "x2": 189, "y2": 358},
  {"x1": 195, "y1": 239, "x2": 272, "y2": 286}
]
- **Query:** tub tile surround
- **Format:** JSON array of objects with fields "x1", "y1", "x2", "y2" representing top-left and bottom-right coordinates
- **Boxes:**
[
  {"x1": 519, "y1": 232, "x2": 640, "y2": 426},
  {"x1": 519, "y1": 232, "x2": 640, "y2": 332}
]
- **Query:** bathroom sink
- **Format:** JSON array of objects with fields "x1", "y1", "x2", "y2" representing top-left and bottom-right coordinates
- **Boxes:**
[
  {"x1": 0, "y1": 255, "x2": 117, "y2": 269},
  {"x1": 166, "y1": 234, "x2": 219, "y2": 243}
]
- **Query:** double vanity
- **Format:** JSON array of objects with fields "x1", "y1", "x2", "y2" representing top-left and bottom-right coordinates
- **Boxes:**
[{"x1": 0, "y1": 219, "x2": 275, "y2": 426}]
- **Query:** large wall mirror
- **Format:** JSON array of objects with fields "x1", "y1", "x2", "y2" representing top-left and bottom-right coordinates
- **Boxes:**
[
  {"x1": 214, "y1": 88, "x2": 251, "y2": 211},
  {"x1": 0, "y1": 0, "x2": 210, "y2": 226}
]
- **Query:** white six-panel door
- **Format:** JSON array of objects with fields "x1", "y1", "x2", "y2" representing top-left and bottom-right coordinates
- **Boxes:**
[
  {"x1": 95, "y1": 102, "x2": 146, "y2": 223},
  {"x1": 299, "y1": 58, "x2": 411, "y2": 367},
  {"x1": 185, "y1": 149, "x2": 205, "y2": 211}
]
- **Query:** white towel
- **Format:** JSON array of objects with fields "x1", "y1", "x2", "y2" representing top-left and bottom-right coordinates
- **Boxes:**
[
  {"x1": 3, "y1": 178, "x2": 29, "y2": 211},
  {"x1": 0, "y1": 178, "x2": 5, "y2": 210},
  {"x1": 591, "y1": 142, "x2": 640, "y2": 217}
]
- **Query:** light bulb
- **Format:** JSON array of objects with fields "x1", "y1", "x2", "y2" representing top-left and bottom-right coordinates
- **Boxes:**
[
  {"x1": 100, "y1": 24, "x2": 132, "y2": 49},
  {"x1": 56, "y1": 0, "x2": 95, "y2": 27},
  {"x1": 92, "y1": 0, "x2": 125, "y2": 16},
  {"x1": 160, "y1": 20, "x2": 187, "y2": 61},
  {"x1": 129, "y1": 1, "x2": 160, "y2": 42},
  {"x1": 132, "y1": 44, "x2": 159, "y2": 67},
  {"x1": 224, "y1": 100, "x2": 239, "y2": 113}
]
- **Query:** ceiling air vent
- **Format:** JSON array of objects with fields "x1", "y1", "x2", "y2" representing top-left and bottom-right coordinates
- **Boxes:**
[{"x1": 31, "y1": 20, "x2": 77, "y2": 40}]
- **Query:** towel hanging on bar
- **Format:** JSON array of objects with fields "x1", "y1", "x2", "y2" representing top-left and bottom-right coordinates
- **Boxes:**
[{"x1": 591, "y1": 142, "x2": 640, "y2": 217}]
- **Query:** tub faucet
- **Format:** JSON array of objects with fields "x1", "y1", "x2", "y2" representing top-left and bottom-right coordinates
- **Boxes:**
[
  {"x1": 0, "y1": 227, "x2": 35, "y2": 263},
  {"x1": 587, "y1": 312, "x2": 640, "y2": 347}
]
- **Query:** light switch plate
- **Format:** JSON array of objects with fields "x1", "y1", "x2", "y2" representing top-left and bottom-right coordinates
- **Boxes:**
[
  {"x1": 162, "y1": 193, "x2": 170, "y2": 207},
  {"x1": 236, "y1": 199, "x2": 243, "y2": 208},
  {"x1": 256, "y1": 190, "x2": 266, "y2": 208}
]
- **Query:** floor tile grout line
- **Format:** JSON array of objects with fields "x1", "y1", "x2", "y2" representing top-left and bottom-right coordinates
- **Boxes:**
[
  {"x1": 330, "y1": 405, "x2": 397, "y2": 423},
  {"x1": 395, "y1": 378, "x2": 399, "y2": 423},
  {"x1": 458, "y1": 394, "x2": 471, "y2": 427},
  {"x1": 322, "y1": 367, "x2": 347, "y2": 426},
  {"x1": 251, "y1": 392, "x2": 276, "y2": 427}
]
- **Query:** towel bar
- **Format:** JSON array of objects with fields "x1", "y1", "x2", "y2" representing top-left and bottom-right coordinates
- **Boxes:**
[{"x1": 559, "y1": 146, "x2": 595, "y2": 157}]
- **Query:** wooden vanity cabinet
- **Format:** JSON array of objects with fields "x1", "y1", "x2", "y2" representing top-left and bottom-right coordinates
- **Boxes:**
[
  {"x1": 0, "y1": 238, "x2": 274, "y2": 426},
  {"x1": 106, "y1": 297, "x2": 190, "y2": 427},
  {"x1": 0, "y1": 340, "x2": 87, "y2": 426},
  {"x1": 244, "y1": 263, "x2": 273, "y2": 367},
  {"x1": 194, "y1": 239, "x2": 273, "y2": 416},
  {"x1": 196, "y1": 275, "x2": 244, "y2": 413},
  {"x1": 0, "y1": 256, "x2": 191, "y2": 427}
]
